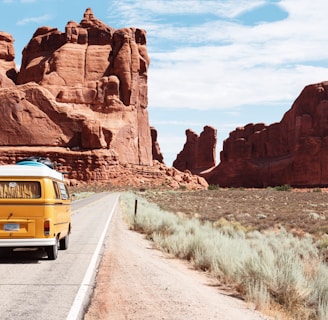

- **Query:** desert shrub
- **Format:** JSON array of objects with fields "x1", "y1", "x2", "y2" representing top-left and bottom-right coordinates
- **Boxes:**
[
  {"x1": 213, "y1": 217, "x2": 247, "y2": 235},
  {"x1": 121, "y1": 193, "x2": 180, "y2": 237},
  {"x1": 268, "y1": 252, "x2": 310, "y2": 310},
  {"x1": 317, "y1": 225, "x2": 328, "y2": 235},
  {"x1": 308, "y1": 264, "x2": 328, "y2": 309},
  {"x1": 245, "y1": 280, "x2": 270, "y2": 311},
  {"x1": 152, "y1": 220, "x2": 204, "y2": 260},
  {"x1": 318, "y1": 302, "x2": 328, "y2": 320},
  {"x1": 208, "y1": 184, "x2": 220, "y2": 190},
  {"x1": 274, "y1": 184, "x2": 292, "y2": 191},
  {"x1": 316, "y1": 236, "x2": 328, "y2": 262},
  {"x1": 120, "y1": 192, "x2": 328, "y2": 319}
]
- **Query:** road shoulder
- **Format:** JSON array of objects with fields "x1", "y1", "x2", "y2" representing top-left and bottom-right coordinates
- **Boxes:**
[{"x1": 84, "y1": 206, "x2": 267, "y2": 320}]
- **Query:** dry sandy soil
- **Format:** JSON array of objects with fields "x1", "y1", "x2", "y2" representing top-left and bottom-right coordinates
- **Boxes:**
[
  {"x1": 142, "y1": 188, "x2": 328, "y2": 237},
  {"x1": 84, "y1": 198, "x2": 267, "y2": 320},
  {"x1": 84, "y1": 187, "x2": 328, "y2": 319}
]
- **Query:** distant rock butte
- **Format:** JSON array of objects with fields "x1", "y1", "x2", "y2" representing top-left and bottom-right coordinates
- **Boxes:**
[
  {"x1": 150, "y1": 127, "x2": 164, "y2": 164},
  {"x1": 173, "y1": 126, "x2": 217, "y2": 174},
  {"x1": 204, "y1": 82, "x2": 328, "y2": 187},
  {"x1": 0, "y1": 8, "x2": 207, "y2": 190}
]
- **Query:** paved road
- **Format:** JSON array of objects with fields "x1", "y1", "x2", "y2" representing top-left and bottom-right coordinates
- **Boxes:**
[{"x1": 0, "y1": 192, "x2": 120, "y2": 320}]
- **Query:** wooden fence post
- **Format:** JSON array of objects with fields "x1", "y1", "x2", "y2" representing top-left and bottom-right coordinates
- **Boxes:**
[{"x1": 134, "y1": 199, "x2": 138, "y2": 216}]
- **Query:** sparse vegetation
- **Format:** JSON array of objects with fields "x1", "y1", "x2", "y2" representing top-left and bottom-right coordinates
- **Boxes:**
[
  {"x1": 208, "y1": 184, "x2": 220, "y2": 190},
  {"x1": 274, "y1": 184, "x2": 292, "y2": 191},
  {"x1": 120, "y1": 190, "x2": 328, "y2": 320}
]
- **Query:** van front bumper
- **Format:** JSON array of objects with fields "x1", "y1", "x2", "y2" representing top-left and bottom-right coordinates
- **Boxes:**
[{"x1": 0, "y1": 238, "x2": 56, "y2": 247}]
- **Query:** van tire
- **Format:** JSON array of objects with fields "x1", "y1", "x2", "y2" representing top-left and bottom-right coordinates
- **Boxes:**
[
  {"x1": 46, "y1": 238, "x2": 59, "y2": 260},
  {"x1": 59, "y1": 234, "x2": 69, "y2": 250}
]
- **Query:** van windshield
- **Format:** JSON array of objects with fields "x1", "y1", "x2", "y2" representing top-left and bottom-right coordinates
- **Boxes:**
[{"x1": 0, "y1": 181, "x2": 41, "y2": 199}]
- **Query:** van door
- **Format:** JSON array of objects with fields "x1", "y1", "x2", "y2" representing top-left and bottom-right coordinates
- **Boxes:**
[{"x1": 52, "y1": 181, "x2": 71, "y2": 240}]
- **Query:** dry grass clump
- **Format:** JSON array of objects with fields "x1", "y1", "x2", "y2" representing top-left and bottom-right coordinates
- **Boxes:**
[{"x1": 120, "y1": 191, "x2": 328, "y2": 320}]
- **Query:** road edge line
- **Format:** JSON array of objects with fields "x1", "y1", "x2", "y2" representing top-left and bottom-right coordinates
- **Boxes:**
[{"x1": 66, "y1": 193, "x2": 120, "y2": 320}]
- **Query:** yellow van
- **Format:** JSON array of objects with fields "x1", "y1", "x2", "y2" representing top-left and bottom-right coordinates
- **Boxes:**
[{"x1": 0, "y1": 159, "x2": 71, "y2": 260}]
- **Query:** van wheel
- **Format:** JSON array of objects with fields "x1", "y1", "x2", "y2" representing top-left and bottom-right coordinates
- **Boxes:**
[
  {"x1": 46, "y1": 238, "x2": 59, "y2": 260},
  {"x1": 59, "y1": 234, "x2": 69, "y2": 250}
]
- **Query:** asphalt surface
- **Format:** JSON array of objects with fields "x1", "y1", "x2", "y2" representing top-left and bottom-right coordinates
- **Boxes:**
[{"x1": 0, "y1": 192, "x2": 120, "y2": 320}]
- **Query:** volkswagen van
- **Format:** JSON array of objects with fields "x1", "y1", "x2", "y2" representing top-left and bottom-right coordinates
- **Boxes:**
[{"x1": 0, "y1": 160, "x2": 71, "y2": 260}]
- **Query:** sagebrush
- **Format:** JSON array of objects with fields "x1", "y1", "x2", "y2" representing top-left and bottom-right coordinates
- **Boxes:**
[{"x1": 120, "y1": 191, "x2": 328, "y2": 320}]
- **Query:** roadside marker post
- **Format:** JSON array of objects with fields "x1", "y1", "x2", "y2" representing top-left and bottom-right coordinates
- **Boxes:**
[{"x1": 134, "y1": 199, "x2": 138, "y2": 216}]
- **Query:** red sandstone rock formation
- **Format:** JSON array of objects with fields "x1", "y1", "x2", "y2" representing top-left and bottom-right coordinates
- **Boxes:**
[
  {"x1": 0, "y1": 147, "x2": 208, "y2": 190},
  {"x1": 0, "y1": 8, "x2": 207, "y2": 190},
  {"x1": 14, "y1": 8, "x2": 151, "y2": 166},
  {"x1": 173, "y1": 126, "x2": 217, "y2": 174},
  {"x1": 205, "y1": 81, "x2": 328, "y2": 188},
  {"x1": 0, "y1": 32, "x2": 17, "y2": 87},
  {"x1": 150, "y1": 127, "x2": 164, "y2": 163}
]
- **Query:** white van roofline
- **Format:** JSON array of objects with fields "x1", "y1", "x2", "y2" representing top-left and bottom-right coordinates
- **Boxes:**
[{"x1": 0, "y1": 165, "x2": 64, "y2": 181}]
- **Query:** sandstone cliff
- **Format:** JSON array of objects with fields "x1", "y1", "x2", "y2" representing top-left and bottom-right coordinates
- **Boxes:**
[
  {"x1": 15, "y1": 8, "x2": 151, "y2": 166},
  {"x1": 205, "y1": 82, "x2": 328, "y2": 188},
  {"x1": 173, "y1": 126, "x2": 216, "y2": 174},
  {"x1": 0, "y1": 8, "x2": 207, "y2": 190}
]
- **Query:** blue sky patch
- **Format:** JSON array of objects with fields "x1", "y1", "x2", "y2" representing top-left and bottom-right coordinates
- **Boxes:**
[{"x1": 236, "y1": 3, "x2": 289, "y2": 26}]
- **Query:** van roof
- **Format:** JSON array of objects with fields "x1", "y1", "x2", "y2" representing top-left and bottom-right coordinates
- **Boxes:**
[{"x1": 0, "y1": 164, "x2": 64, "y2": 181}]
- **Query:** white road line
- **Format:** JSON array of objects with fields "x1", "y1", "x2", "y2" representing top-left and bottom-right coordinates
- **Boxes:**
[{"x1": 66, "y1": 193, "x2": 120, "y2": 320}]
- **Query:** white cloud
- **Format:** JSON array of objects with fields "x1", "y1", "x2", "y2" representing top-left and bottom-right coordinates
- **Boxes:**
[
  {"x1": 107, "y1": 0, "x2": 266, "y2": 22},
  {"x1": 16, "y1": 14, "x2": 51, "y2": 26},
  {"x1": 143, "y1": 0, "x2": 328, "y2": 111},
  {"x1": 149, "y1": 57, "x2": 328, "y2": 110},
  {"x1": 105, "y1": 0, "x2": 328, "y2": 162},
  {"x1": 104, "y1": 0, "x2": 269, "y2": 43}
]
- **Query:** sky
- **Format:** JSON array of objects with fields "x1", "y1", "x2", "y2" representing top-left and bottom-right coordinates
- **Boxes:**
[{"x1": 2, "y1": 0, "x2": 328, "y2": 166}]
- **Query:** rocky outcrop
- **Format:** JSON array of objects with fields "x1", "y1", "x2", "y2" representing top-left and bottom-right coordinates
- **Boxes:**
[
  {"x1": 150, "y1": 127, "x2": 164, "y2": 163},
  {"x1": 0, "y1": 32, "x2": 17, "y2": 87},
  {"x1": 0, "y1": 147, "x2": 208, "y2": 190},
  {"x1": 0, "y1": 8, "x2": 207, "y2": 190},
  {"x1": 12, "y1": 8, "x2": 151, "y2": 166},
  {"x1": 173, "y1": 126, "x2": 216, "y2": 174},
  {"x1": 205, "y1": 81, "x2": 328, "y2": 188}
]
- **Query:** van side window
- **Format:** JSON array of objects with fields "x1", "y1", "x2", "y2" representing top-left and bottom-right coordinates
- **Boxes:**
[
  {"x1": 53, "y1": 182, "x2": 61, "y2": 199},
  {"x1": 0, "y1": 181, "x2": 41, "y2": 199},
  {"x1": 58, "y1": 183, "x2": 69, "y2": 200}
]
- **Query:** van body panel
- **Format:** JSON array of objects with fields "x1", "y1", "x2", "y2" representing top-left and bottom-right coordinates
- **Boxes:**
[
  {"x1": 0, "y1": 218, "x2": 36, "y2": 237},
  {"x1": 0, "y1": 238, "x2": 56, "y2": 247},
  {"x1": 0, "y1": 163, "x2": 71, "y2": 259}
]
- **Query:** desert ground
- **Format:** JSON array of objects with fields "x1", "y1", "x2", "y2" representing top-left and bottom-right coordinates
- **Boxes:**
[
  {"x1": 84, "y1": 187, "x2": 328, "y2": 319},
  {"x1": 84, "y1": 194, "x2": 267, "y2": 320},
  {"x1": 142, "y1": 187, "x2": 328, "y2": 237}
]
